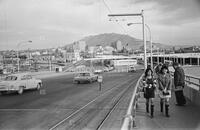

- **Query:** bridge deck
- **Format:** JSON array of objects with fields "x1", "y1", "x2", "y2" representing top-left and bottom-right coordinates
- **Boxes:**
[{"x1": 135, "y1": 92, "x2": 200, "y2": 130}]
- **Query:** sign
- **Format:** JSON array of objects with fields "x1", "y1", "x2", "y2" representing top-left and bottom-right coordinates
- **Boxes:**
[{"x1": 97, "y1": 75, "x2": 103, "y2": 82}]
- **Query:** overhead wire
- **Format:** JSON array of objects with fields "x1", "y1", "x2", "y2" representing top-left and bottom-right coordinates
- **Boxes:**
[{"x1": 101, "y1": 0, "x2": 129, "y2": 34}]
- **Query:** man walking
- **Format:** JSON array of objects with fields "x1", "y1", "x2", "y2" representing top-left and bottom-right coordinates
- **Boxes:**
[{"x1": 173, "y1": 62, "x2": 186, "y2": 106}]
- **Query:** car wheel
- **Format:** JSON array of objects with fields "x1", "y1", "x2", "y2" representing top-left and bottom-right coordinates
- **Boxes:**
[
  {"x1": 36, "y1": 84, "x2": 41, "y2": 90},
  {"x1": 18, "y1": 86, "x2": 24, "y2": 95},
  {"x1": 77, "y1": 81, "x2": 80, "y2": 84}
]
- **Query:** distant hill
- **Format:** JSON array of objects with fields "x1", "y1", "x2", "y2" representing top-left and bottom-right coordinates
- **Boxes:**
[{"x1": 66, "y1": 33, "x2": 172, "y2": 50}]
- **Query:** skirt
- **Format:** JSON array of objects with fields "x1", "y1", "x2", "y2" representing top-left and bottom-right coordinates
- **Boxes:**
[{"x1": 144, "y1": 87, "x2": 155, "y2": 99}]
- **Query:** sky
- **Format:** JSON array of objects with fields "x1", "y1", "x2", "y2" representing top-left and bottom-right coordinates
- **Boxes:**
[{"x1": 0, "y1": 0, "x2": 200, "y2": 50}]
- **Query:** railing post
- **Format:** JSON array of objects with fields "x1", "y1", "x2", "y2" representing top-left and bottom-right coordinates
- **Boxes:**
[
  {"x1": 188, "y1": 76, "x2": 191, "y2": 85},
  {"x1": 199, "y1": 79, "x2": 200, "y2": 91},
  {"x1": 132, "y1": 103, "x2": 137, "y2": 128}
]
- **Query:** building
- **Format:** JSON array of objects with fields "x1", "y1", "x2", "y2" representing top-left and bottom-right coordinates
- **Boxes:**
[
  {"x1": 65, "y1": 50, "x2": 81, "y2": 62},
  {"x1": 95, "y1": 45, "x2": 104, "y2": 56},
  {"x1": 104, "y1": 46, "x2": 114, "y2": 55},
  {"x1": 112, "y1": 40, "x2": 123, "y2": 51},
  {"x1": 73, "y1": 41, "x2": 86, "y2": 52},
  {"x1": 0, "y1": 55, "x2": 3, "y2": 65}
]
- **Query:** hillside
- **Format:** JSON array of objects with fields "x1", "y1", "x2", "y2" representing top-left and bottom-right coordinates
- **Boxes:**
[{"x1": 66, "y1": 33, "x2": 171, "y2": 50}]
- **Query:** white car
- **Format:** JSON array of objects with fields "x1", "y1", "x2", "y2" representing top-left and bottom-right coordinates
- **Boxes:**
[
  {"x1": 73, "y1": 72, "x2": 98, "y2": 84},
  {"x1": 94, "y1": 69, "x2": 103, "y2": 74},
  {"x1": 128, "y1": 66, "x2": 136, "y2": 72},
  {"x1": 0, "y1": 73, "x2": 42, "y2": 95},
  {"x1": 103, "y1": 67, "x2": 109, "y2": 72}
]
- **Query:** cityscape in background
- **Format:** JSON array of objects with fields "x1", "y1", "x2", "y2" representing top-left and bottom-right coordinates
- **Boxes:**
[{"x1": 1, "y1": 32, "x2": 200, "y2": 74}]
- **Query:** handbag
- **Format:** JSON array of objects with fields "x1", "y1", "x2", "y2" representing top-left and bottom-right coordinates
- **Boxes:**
[
  {"x1": 163, "y1": 91, "x2": 170, "y2": 96},
  {"x1": 159, "y1": 90, "x2": 171, "y2": 98}
]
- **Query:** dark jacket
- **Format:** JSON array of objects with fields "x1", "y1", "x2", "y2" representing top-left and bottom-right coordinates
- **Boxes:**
[
  {"x1": 174, "y1": 67, "x2": 185, "y2": 87},
  {"x1": 157, "y1": 73, "x2": 172, "y2": 91}
]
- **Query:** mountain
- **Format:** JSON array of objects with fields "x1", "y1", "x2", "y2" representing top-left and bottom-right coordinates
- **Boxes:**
[{"x1": 66, "y1": 33, "x2": 171, "y2": 50}]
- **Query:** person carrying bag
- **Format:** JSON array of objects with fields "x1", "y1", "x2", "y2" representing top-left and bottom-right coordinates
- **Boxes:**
[
  {"x1": 157, "y1": 64, "x2": 172, "y2": 117},
  {"x1": 173, "y1": 62, "x2": 186, "y2": 106}
]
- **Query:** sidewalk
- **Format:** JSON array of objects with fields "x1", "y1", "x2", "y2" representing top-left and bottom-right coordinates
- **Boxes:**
[{"x1": 135, "y1": 92, "x2": 200, "y2": 130}]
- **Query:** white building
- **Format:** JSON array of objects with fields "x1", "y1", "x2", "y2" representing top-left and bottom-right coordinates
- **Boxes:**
[
  {"x1": 88, "y1": 46, "x2": 95, "y2": 54},
  {"x1": 104, "y1": 46, "x2": 114, "y2": 55},
  {"x1": 65, "y1": 50, "x2": 81, "y2": 62}
]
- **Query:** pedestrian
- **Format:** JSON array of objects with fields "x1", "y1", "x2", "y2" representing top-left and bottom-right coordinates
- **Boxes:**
[
  {"x1": 157, "y1": 65, "x2": 172, "y2": 117},
  {"x1": 142, "y1": 68, "x2": 157, "y2": 118},
  {"x1": 147, "y1": 64, "x2": 151, "y2": 69},
  {"x1": 155, "y1": 62, "x2": 163, "y2": 74},
  {"x1": 173, "y1": 62, "x2": 186, "y2": 106},
  {"x1": 97, "y1": 73, "x2": 103, "y2": 91}
]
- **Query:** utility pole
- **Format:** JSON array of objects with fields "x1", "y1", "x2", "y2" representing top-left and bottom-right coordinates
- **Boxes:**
[
  {"x1": 17, "y1": 40, "x2": 32, "y2": 72},
  {"x1": 127, "y1": 22, "x2": 152, "y2": 69},
  {"x1": 108, "y1": 10, "x2": 147, "y2": 70}
]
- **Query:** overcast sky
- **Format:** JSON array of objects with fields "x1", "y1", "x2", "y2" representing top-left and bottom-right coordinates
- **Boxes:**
[{"x1": 0, "y1": 0, "x2": 200, "y2": 50}]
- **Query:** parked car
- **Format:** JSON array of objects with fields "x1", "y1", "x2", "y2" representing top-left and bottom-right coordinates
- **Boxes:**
[
  {"x1": 128, "y1": 66, "x2": 136, "y2": 72},
  {"x1": 73, "y1": 72, "x2": 98, "y2": 84},
  {"x1": 0, "y1": 73, "x2": 42, "y2": 95}
]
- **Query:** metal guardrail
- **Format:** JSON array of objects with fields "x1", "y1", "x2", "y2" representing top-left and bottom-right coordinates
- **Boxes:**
[
  {"x1": 121, "y1": 74, "x2": 143, "y2": 130},
  {"x1": 185, "y1": 75, "x2": 200, "y2": 91},
  {"x1": 170, "y1": 72, "x2": 200, "y2": 91}
]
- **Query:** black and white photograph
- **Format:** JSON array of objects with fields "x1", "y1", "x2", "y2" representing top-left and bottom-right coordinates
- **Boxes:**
[{"x1": 0, "y1": 0, "x2": 200, "y2": 130}]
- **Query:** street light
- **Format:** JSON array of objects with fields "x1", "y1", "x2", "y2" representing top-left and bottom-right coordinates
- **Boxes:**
[
  {"x1": 17, "y1": 40, "x2": 32, "y2": 72},
  {"x1": 108, "y1": 10, "x2": 147, "y2": 70},
  {"x1": 127, "y1": 23, "x2": 153, "y2": 69}
]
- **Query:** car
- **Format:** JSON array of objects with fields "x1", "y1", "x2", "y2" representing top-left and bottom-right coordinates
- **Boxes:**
[
  {"x1": 94, "y1": 69, "x2": 103, "y2": 74},
  {"x1": 128, "y1": 66, "x2": 136, "y2": 72},
  {"x1": 0, "y1": 73, "x2": 42, "y2": 95},
  {"x1": 73, "y1": 72, "x2": 98, "y2": 84},
  {"x1": 103, "y1": 67, "x2": 109, "y2": 72},
  {"x1": 108, "y1": 66, "x2": 114, "y2": 71}
]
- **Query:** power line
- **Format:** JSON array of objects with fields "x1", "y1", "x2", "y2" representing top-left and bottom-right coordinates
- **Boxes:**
[
  {"x1": 101, "y1": 0, "x2": 128, "y2": 34},
  {"x1": 102, "y1": 0, "x2": 112, "y2": 13}
]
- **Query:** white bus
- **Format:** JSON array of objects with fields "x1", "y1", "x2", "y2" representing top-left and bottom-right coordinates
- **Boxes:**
[{"x1": 111, "y1": 59, "x2": 137, "y2": 66}]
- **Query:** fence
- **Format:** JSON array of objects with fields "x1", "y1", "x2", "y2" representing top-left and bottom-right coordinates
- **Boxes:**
[{"x1": 121, "y1": 74, "x2": 143, "y2": 130}]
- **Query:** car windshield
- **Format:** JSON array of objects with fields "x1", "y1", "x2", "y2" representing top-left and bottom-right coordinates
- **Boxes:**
[
  {"x1": 4, "y1": 76, "x2": 17, "y2": 81},
  {"x1": 79, "y1": 73, "x2": 90, "y2": 77}
]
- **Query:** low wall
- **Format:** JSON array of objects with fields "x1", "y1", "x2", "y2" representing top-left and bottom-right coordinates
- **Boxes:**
[
  {"x1": 184, "y1": 84, "x2": 200, "y2": 106},
  {"x1": 172, "y1": 78, "x2": 200, "y2": 107}
]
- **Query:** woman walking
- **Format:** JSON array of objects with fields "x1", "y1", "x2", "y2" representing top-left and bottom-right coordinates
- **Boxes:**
[
  {"x1": 157, "y1": 65, "x2": 172, "y2": 117},
  {"x1": 142, "y1": 68, "x2": 157, "y2": 118}
]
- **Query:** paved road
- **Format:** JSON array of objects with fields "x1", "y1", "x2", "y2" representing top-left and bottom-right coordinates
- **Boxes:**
[{"x1": 0, "y1": 71, "x2": 143, "y2": 130}]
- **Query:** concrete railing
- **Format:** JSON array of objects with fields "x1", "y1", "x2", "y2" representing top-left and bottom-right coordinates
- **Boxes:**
[
  {"x1": 121, "y1": 74, "x2": 143, "y2": 130},
  {"x1": 171, "y1": 72, "x2": 200, "y2": 106},
  {"x1": 185, "y1": 74, "x2": 200, "y2": 91},
  {"x1": 182, "y1": 74, "x2": 200, "y2": 106}
]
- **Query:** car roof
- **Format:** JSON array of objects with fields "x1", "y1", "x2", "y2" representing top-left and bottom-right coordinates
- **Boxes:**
[
  {"x1": 7, "y1": 73, "x2": 30, "y2": 78},
  {"x1": 78, "y1": 71, "x2": 91, "y2": 74}
]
